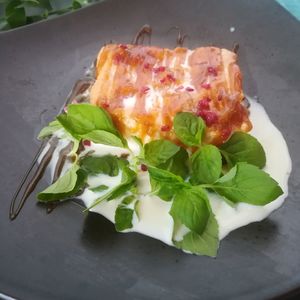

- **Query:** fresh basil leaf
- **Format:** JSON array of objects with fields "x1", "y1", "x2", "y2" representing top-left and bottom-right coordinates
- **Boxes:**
[
  {"x1": 37, "y1": 0, "x2": 52, "y2": 10},
  {"x1": 6, "y1": 7, "x2": 26, "y2": 28},
  {"x1": 72, "y1": 0, "x2": 82, "y2": 9},
  {"x1": 120, "y1": 164, "x2": 136, "y2": 184},
  {"x1": 170, "y1": 187, "x2": 210, "y2": 235},
  {"x1": 173, "y1": 213, "x2": 219, "y2": 257},
  {"x1": 38, "y1": 165, "x2": 86, "y2": 202},
  {"x1": 219, "y1": 132, "x2": 266, "y2": 168},
  {"x1": 148, "y1": 166, "x2": 188, "y2": 201},
  {"x1": 115, "y1": 194, "x2": 139, "y2": 232},
  {"x1": 0, "y1": 18, "x2": 8, "y2": 31},
  {"x1": 5, "y1": 0, "x2": 21, "y2": 15},
  {"x1": 154, "y1": 184, "x2": 181, "y2": 201},
  {"x1": 148, "y1": 166, "x2": 185, "y2": 185},
  {"x1": 72, "y1": 0, "x2": 88, "y2": 9},
  {"x1": 57, "y1": 104, "x2": 119, "y2": 138},
  {"x1": 23, "y1": 0, "x2": 40, "y2": 6},
  {"x1": 190, "y1": 145, "x2": 222, "y2": 185},
  {"x1": 122, "y1": 195, "x2": 136, "y2": 205},
  {"x1": 158, "y1": 147, "x2": 189, "y2": 179},
  {"x1": 81, "y1": 130, "x2": 124, "y2": 147},
  {"x1": 211, "y1": 163, "x2": 283, "y2": 206},
  {"x1": 114, "y1": 206, "x2": 134, "y2": 232},
  {"x1": 89, "y1": 184, "x2": 109, "y2": 192},
  {"x1": 173, "y1": 112, "x2": 205, "y2": 147},
  {"x1": 87, "y1": 165, "x2": 137, "y2": 210},
  {"x1": 107, "y1": 166, "x2": 136, "y2": 200},
  {"x1": 56, "y1": 114, "x2": 88, "y2": 138},
  {"x1": 38, "y1": 120, "x2": 62, "y2": 139},
  {"x1": 144, "y1": 139, "x2": 180, "y2": 166},
  {"x1": 80, "y1": 155, "x2": 119, "y2": 177}
]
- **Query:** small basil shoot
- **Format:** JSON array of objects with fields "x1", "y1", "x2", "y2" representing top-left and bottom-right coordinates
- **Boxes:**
[
  {"x1": 173, "y1": 112, "x2": 205, "y2": 147},
  {"x1": 210, "y1": 163, "x2": 283, "y2": 206},
  {"x1": 82, "y1": 130, "x2": 124, "y2": 147},
  {"x1": 170, "y1": 187, "x2": 210, "y2": 235},
  {"x1": 219, "y1": 132, "x2": 266, "y2": 168},
  {"x1": 144, "y1": 139, "x2": 180, "y2": 166},
  {"x1": 89, "y1": 185, "x2": 109, "y2": 192},
  {"x1": 148, "y1": 166, "x2": 189, "y2": 201},
  {"x1": 80, "y1": 155, "x2": 120, "y2": 177},
  {"x1": 173, "y1": 213, "x2": 219, "y2": 257},
  {"x1": 190, "y1": 145, "x2": 222, "y2": 184},
  {"x1": 114, "y1": 206, "x2": 134, "y2": 232},
  {"x1": 38, "y1": 164, "x2": 86, "y2": 202},
  {"x1": 57, "y1": 104, "x2": 123, "y2": 145},
  {"x1": 158, "y1": 147, "x2": 189, "y2": 180},
  {"x1": 87, "y1": 165, "x2": 137, "y2": 210}
]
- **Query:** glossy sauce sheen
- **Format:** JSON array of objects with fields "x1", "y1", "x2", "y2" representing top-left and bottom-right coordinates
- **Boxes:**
[
  {"x1": 90, "y1": 44, "x2": 252, "y2": 145},
  {"x1": 48, "y1": 98, "x2": 291, "y2": 246}
]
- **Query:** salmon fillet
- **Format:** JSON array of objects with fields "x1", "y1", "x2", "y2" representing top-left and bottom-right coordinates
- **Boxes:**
[{"x1": 90, "y1": 44, "x2": 252, "y2": 145}]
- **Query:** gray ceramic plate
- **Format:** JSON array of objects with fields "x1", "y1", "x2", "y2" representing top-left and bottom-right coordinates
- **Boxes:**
[{"x1": 0, "y1": 0, "x2": 300, "y2": 299}]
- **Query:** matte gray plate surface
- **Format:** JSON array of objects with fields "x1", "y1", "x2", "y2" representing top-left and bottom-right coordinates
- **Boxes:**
[{"x1": 0, "y1": 0, "x2": 299, "y2": 299}]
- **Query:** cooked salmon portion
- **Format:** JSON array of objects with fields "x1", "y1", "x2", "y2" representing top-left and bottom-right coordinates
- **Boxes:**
[{"x1": 90, "y1": 44, "x2": 252, "y2": 145}]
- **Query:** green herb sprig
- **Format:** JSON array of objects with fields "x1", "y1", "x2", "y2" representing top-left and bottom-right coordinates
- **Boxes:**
[
  {"x1": 37, "y1": 104, "x2": 283, "y2": 257},
  {"x1": 144, "y1": 112, "x2": 282, "y2": 256}
]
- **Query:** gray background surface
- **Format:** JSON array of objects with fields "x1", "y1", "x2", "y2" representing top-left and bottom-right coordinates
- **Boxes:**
[{"x1": 0, "y1": 0, "x2": 299, "y2": 299}]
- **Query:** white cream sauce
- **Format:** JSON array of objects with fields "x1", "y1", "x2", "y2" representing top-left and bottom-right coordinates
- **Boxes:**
[{"x1": 47, "y1": 98, "x2": 291, "y2": 248}]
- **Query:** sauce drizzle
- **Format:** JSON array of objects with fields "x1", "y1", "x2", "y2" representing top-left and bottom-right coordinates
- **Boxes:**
[
  {"x1": 168, "y1": 26, "x2": 188, "y2": 47},
  {"x1": 132, "y1": 24, "x2": 152, "y2": 45},
  {"x1": 9, "y1": 78, "x2": 93, "y2": 220},
  {"x1": 46, "y1": 142, "x2": 74, "y2": 214},
  {"x1": 233, "y1": 43, "x2": 239, "y2": 54},
  {"x1": 52, "y1": 142, "x2": 73, "y2": 183},
  {"x1": 9, "y1": 138, "x2": 58, "y2": 220}
]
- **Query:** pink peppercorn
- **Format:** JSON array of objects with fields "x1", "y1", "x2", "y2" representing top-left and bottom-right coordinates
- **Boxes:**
[
  {"x1": 141, "y1": 86, "x2": 150, "y2": 94},
  {"x1": 221, "y1": 127, "x2": 232, "y2": 141},
  {"x1": 197, "y1": 111, "x2": 218, "y2": 126},
  {"x1": 201, "y1": 82, "x2": 211, "y2": 89},
  {"x1": 161, "y1": 125, "x2": 171, "y2": 132},
  {"x1": 207, "y1": 66, "x2": 218, "y2": 76},
  {"x1": 83, "y1": 140, "x2": 91, "y2": 147},
  {"x1": 144, "y1": 63, "x2": 151, "y2": 70},
  {"x1": 166, "y1": 74, "x2": 176, "y2": 82},
  {"x1": 141, "y1": 164, "x2": 148, "y2": 171},
  {"x1": 102, "y1": 102, "x2": 110, "y2": 109},
  {"x1": 153, "y1": 66, "x2": 166, "y2": 73},
  {"x1": 114, "y1": 53, "x2": 124, "y2": 64},
  {"x1": 197, "y1": 98, "x2": 211, "y2": 110},
  {"x1": 160, "y1": 74, "x2": 176, "y2": 84},
  {"x1": 185, "y1": 87, "x2": 194, "y2": 92}
]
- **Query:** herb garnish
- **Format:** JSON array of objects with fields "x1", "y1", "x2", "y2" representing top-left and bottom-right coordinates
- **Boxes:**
[{"x1": 37, "y1": 103, "x2": 283, "y2": 256}]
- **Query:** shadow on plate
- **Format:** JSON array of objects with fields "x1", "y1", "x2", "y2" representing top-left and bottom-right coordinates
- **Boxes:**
[
  {"x1": 80, "y1": 209, "x2": 280, "y2": 257},
  {"x1": 79, "y1": 211, "x2": 187, "y2": 262},
  {"x1": 228, "y1": 218, "x2": 279, "y2": 246}
]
